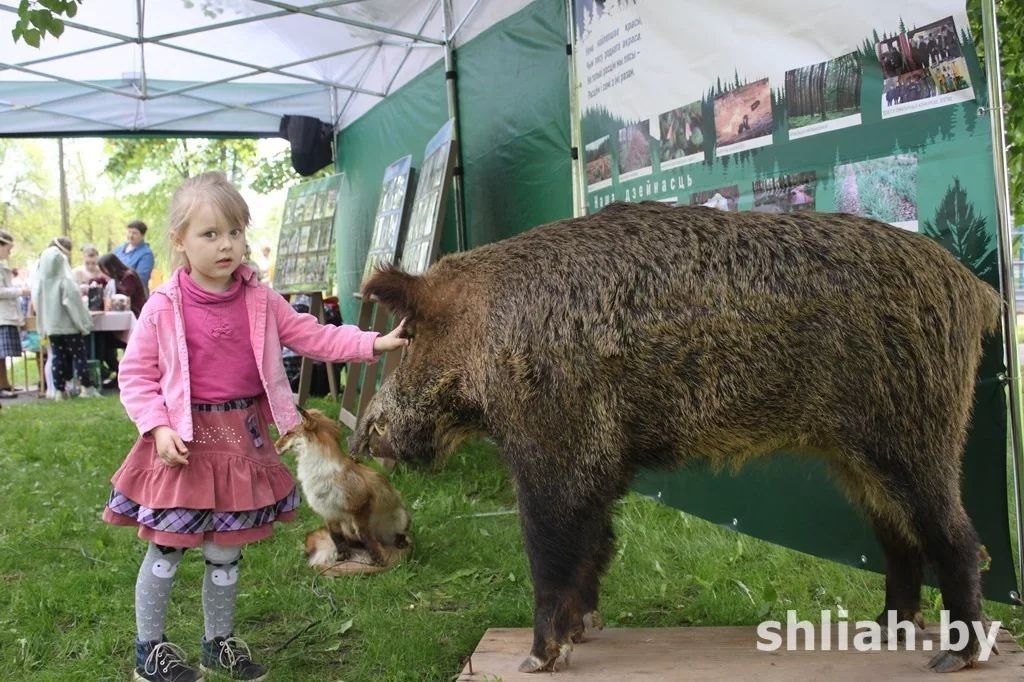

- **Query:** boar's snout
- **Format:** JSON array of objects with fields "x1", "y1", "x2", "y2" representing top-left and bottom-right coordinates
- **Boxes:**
[{"x1": 350, "y1": 415, "x2": 398, "y2": 472}]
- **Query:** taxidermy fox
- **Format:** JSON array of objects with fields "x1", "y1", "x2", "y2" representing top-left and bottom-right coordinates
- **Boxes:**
[{"x1": 276, "y1": 407, "x2": 410, "y2": 566}]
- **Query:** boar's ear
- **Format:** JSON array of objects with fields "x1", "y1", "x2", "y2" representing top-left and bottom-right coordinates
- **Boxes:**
[{"x1": 362, "y1": 265, "x2": 421, "y2": 323}]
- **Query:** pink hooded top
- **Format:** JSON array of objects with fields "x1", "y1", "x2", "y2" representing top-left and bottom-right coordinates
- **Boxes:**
[{"x1": 119, "y1": 264, "x2": 378, "y2": 441}]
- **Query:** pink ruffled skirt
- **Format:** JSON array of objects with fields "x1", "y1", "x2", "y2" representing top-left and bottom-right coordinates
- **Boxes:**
[{"x1": 102, "y1": 397, "x2": 298, "y2": 548}]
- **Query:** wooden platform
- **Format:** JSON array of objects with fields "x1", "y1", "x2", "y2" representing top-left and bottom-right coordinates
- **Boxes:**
[{"x1": 458, "y1": 627, "x2": 1023, "y2": 680}]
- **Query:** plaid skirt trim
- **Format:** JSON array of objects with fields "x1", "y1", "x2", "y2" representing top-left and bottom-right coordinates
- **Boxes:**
[
  {"x1": 105, "y1": 486, "x2": 300, "y2": 535},
  {"x1": 0, "y1": 325, "x2": 22, "y2": 358},
  {"x1": 192, "y1": 397, "x2": 258, "y2": 412}
]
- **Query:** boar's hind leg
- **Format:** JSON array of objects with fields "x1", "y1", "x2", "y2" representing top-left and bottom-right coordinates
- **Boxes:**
[
  {"x1": 514, "y1": 478, "x2": 621, "y2": 673},
  {"x1": 913, "y1": 490, "x2": 984, "y2": 672},
  {"x1": 836, "y1": 460, "x2": 982, "y2": 671},
  {"x1": 571, "y1": 510, "x2": 614, "y2": 643},
  {"x1": 834, "y1": 462, "x2": 925, "y2": 638},
  {"x1": 871, "y1": 516, "x2": 925, "y2": 639}
]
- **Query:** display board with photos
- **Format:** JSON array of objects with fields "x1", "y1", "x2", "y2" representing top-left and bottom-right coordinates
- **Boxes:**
[
  {"x1": 362, "y1": 155, "x2": 415, "y2": 283},
  {"x1": 399, "y1": 119, "x2": 457, "y2": 275},
  {"x1": 272, "y1": 173, "x2": 343, "y2": 294},
  {"x1": 571, "y1": 0, "x2": 1015, "y2": 602}
]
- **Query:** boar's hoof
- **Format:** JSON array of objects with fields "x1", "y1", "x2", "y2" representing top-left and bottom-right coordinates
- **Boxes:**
[
  {"x1": 518, "y1": 655, "x2": 549, "y2": 673},
  {"x1": 572, "y1": 611, "x2": 605, "y2": 643},
  {"x1": 876, "y1": 611, "x2": 925, "y2": 644},
  {"x1": 518, "y1": 644, "x2": 573, "y2": 673},
  {"x1": 926, "y1": 650, "x2": 974, "y2": 673},
  {"x1": 583, "y1": 610, "x2": 604, "y2": 632}
]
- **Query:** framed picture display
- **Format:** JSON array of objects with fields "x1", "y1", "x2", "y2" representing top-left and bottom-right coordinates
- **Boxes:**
[
  {"x1": 399, "y1": 119, "x2": 457, "y2": 275},
  {"x1": 272, "y1": 173, "x2": 343, "y2": 294},
  {"x1": 362, "y1": 155, "x2": 415, "y2": 282}
]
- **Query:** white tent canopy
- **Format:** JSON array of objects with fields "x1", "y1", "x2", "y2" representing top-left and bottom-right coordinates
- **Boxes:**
[{"x1": 0, "y1": 0, "x2": 532, "y2": 136}]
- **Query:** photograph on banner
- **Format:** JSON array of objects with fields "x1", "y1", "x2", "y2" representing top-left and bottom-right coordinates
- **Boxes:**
[
  {"x1": 878, "y1": 15, "x2": 974, "y2": 119},
  {"x1": 714, "y1": 78, "x2": 774, "y2": 157},
  {"x1": 834, "y1": 154, "x2": 919, "y2": 231},
  {"x1": 658, "y1": 101, "x2": 705, "y2": 169},
  {"x1": 690, "y1": 185, "x2": 739, "y2": 212},
  {"x1": 785, "y1": 53, "x2": 862, "y2": 141},
  {"x1": 752, "y1": 172, "x2": 817, "y2": 214},
  {"x1": 617, "y1": 121, "x2": 655, "y2": 181},
  {"x1": 585, "y1": 136, "x2": 613, "y2": 190}
]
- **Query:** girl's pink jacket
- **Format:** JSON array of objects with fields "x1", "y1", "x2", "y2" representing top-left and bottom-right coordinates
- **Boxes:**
[{"x1": 119, "y1": 265, "x2": 379, "y2": 441}]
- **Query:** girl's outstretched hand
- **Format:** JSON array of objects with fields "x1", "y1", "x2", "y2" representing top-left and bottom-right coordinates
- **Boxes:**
[
  {"x1": 152, "y1": 426, "x2": 190, "y2": 467},
  {"x1": 373, "y1": 318, "x2": 410, "y2": 355}
]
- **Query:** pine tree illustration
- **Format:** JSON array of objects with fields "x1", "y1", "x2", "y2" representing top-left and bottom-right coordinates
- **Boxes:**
[{"x1": 922, "y1": 178, "x2": 997, "y2": 283}]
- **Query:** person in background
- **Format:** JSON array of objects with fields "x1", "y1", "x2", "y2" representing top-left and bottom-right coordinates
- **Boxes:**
[
  {"x1": 72, "y1": 244, "x2": 108, "y2": 287},
  {"x1": 95, "y1": 253, "x2": 147, "y2": 388},
  {"x1": 257, "y1": 244, "x2": 274, "y2": 285},
  {"x1": 31, "y1": 236, "x2": 100, "y2": 399},
  {"x1": 114, "y1": 220, "x2": 155, "y2": 296},
  {"x1": 0, "y1": 229, "x2": 31, "y2": 399},
  {"x1": 98, "y1": 252, "x2": 147, "y2": 317}
]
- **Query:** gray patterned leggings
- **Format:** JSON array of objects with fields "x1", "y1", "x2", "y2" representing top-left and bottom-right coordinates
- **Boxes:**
[{"x1": 48, "y1": 333, "x2": 93, "y2": 390}]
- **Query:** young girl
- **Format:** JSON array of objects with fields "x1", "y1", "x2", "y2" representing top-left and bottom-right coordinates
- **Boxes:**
[
  {"x1": 102, "y1": 171, "x2": 408, "y2": 682},
  {"x1": 0, "y1": 230, "x2": 31, "y2": 399}
]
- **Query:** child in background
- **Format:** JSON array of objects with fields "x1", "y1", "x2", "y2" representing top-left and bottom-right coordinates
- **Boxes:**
[
  {"x1": 72, "y1": 243, "x2": 108, "y2": 287},
  {"x1": 31, "y1": 236, "x2": 100, "y2": 399},
  {"x1": 102, "y1": 171, "x2": 408, "y2": 682},
  {"x1": 0, "y1": 230, "x2": 31, "y2": 398}
]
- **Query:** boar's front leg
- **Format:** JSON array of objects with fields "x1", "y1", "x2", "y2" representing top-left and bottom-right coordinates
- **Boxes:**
[{"x1": 511, "y1": 458, "x2": 624, "y2": 673}]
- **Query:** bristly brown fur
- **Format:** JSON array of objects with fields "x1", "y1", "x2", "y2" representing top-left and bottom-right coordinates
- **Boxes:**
[
  {"x1": 363, "y1": 264, "x2": 421, "y2": 324},
  {"x1": 350, "y1": 202, "x2": 1000, "y2": 672}
]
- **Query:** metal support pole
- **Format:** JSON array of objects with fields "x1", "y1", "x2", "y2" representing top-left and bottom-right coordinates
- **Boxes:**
[
  {"x1": 442, "y1": 0, "x2": 467, "y2": 252},
  {"x1": 565, "y1": 0, "x2": 586, "y2": 218},
  {"x1": 981, "y1": 0, "x2": 1024, "y2": 601}
]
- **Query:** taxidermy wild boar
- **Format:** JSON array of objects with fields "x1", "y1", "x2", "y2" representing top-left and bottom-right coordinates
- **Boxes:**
[
  {"x1": 276, "y1": 407, "x2": 409, "y2": 566},
  {"x1": 351, "y1": 201, "x2": 1000, "y2": 673}
]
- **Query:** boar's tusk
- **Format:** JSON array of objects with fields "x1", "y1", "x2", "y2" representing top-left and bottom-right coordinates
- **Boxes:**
[{"x1": 373, "y1": 421, "x2": 387, "y2": 436}]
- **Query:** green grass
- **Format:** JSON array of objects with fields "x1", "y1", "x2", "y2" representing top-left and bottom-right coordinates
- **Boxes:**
[
  {"x1": 4, "y1": 353, "x2": 42, "y2": 393},
  {"x1": 0, "y1": 396, "x2": 1021, "y2": 680}
]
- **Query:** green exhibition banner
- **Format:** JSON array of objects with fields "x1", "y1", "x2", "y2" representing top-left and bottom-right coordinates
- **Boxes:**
[{"x1": 571, "y1": 0, "x2": 1016, "y2": 601}]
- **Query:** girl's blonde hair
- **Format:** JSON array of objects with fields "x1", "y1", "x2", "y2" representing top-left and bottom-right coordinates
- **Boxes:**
[{"x1": 167, "y1": 171, "x2": 251, "y2": 270}]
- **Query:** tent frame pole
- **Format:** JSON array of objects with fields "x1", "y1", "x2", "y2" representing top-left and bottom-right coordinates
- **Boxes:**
[
  {"x1": 565, "y1": 0, "x2": 585, "y2": 218},
  {"x1": 981, "y1": 0, "x2": 1024, "y2": 604},
  {"x1": 442, "y1": 0, "x2": 468, "y2": 252}
]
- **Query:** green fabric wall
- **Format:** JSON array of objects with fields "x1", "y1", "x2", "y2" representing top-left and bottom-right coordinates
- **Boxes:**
[{"x1": 333, "y1": 0, "x2": 571, "y2": 323}]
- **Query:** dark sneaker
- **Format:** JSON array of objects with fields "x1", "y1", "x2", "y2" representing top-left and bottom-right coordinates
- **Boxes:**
[
  {"x1": 200, "y1": 636, "x2": 267, "y2": 681},
  {"x1": 134, "y1": 639, "x2": 203, "y2": 682}
]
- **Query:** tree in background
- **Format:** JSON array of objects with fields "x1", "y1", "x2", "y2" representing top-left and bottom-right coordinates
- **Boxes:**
[
  {"x1": 103, "y1": 138, "x2": 326, "y2": 279},
  {"x1": 1, "y1": 140, "x2": 133, "y2": 272},
  {"x1": 11, "y1": 0, "x2": 82, "y2": 47},
  {"x1": 968, "y1": 0, "x2": 1023, "y2": 225}
]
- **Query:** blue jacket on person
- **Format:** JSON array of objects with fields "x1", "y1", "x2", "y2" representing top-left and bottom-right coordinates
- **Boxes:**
[{"x1": 113, "y1": 241, "x2": 154, "y2": 293}]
